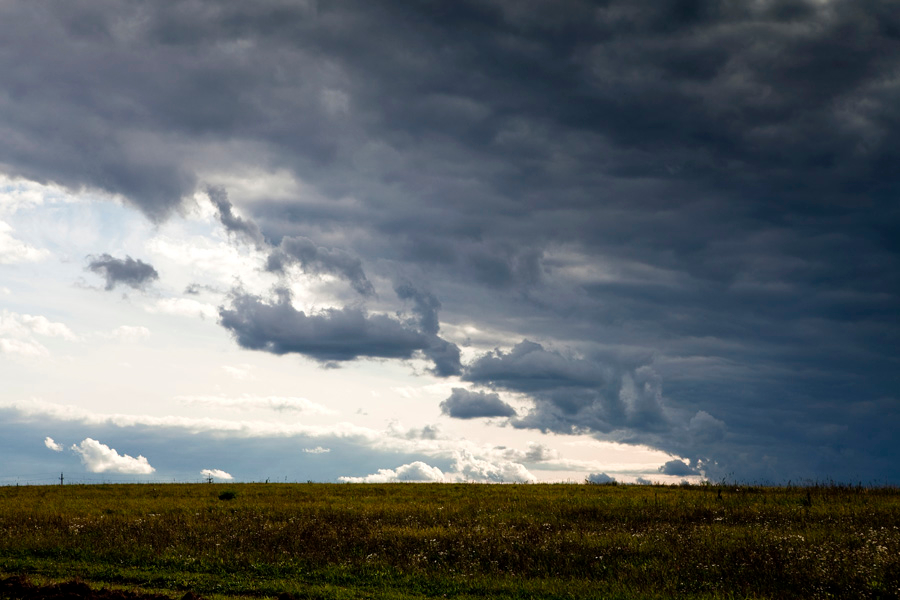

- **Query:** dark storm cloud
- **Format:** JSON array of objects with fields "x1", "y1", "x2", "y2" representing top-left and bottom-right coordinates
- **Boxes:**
[
  {"x1": 267, "y1": 236, "x2": 375, "y2": 297},
  {"x1": 464, "y1": 340, "x2": 669, "y2": 434},
  {"x1": 393, "y1": 281, "x2": 462, "y2": 376},
  {"x1": 658, "y1": 459, "x2": 697, "y2": 477},
  {"x1": 465, "y1": 340, "x2": 603, "y2": 391},
  {"x1": 2, "y1": 0, "x2": 899, "y2": 218},
  {"x1": 86, "y1": 254, "x2": 159, "y2": 291},
  {"x1": 2, "y1": 0, "x2": 900, "y2": 482},
  {"x1": 207, "y1": 187, "x2": 265, "y2": 247},
  {"x1": 217, "y1": 282, "x2": 461, "y2": 374},
  {"x1": 422, "y1": 336, "x2": 463, "y2": 378},
  {"x1": 394, "y1": 282, "x2": 442, "y2": 337},
  {"x1": 218, "y1": 290, "x2": 429, "y2": 363},
  {"x1": 218, "y1": 289, "x2": 459, "y2": 377},
  {"x1": 440, "y1": 388, "x2": 517, "y2": 420}
]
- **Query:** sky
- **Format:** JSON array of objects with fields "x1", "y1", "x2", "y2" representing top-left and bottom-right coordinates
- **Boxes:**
[{"x1": 1, "y1": 0, "x2": 898, "y2": 485}]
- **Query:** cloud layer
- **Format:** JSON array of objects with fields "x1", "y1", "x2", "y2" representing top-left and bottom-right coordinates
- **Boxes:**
[{"x1": 1, "y1": 0, "x2": 898, "y2": 483}]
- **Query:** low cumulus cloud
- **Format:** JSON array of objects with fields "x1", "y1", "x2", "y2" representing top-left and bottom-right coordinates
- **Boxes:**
[
  {"x1": 44, "y1": 436, "x2": 62, "y2": 452},
  {"x1": 303, "y1": 446, "x2": 330, "y2": 454},
  {"x1": 658, "y1": 459, "x2": 697, "y2": 477},
  {"x1": 453, "y1": 450, "x2": 536, "y2": 483},
  {"x1": 200, "y1": 468, "x2": 233, "y2": 480},
  {"x1": 339, "y1": 461, "x2": 446, "y2": 483},
  {"x1": 440, "y1": 388, "x2": 517, "y2": 419},
  {"x1": 86, "y1": 254, "x2": 159, "y2": 291},
  {"x1": 70, "y1": 438, "x2": 155, "y2": 474},
  {"x1": 586, "y1": 473, "x2": 616, "y2": 485}
]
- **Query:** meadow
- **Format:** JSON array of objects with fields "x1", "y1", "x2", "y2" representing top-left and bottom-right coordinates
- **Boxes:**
[{"x1": 0, "y1": 482, "x2": 898, "y2": 600}]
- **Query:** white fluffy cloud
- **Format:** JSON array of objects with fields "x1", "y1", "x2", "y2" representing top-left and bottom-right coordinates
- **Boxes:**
[
  {"x1": 70, "y1": 438, "x2": 155, "y2": 474},
  {"x1": 0, "y1": 174, "x2": 76, "y2": 214},
  {"x1": 303, "y1": 446, "x2": 330, "y2": 454},
  {"x1": 0, "y1": 310, "x2": 77, "y2": 340},
  {"x1": 200, "y1": 468, "x2": 233, "y2": 480},
  {"x1": 0, "y1": 311, "x2": 77, "y2": 358},
  {"x1": 453, "y1": 450, "x2": 536, "y2": 483},
  {"x1": 44, "y1": 436, "x2": 63, "y2": 452},
  {"x1": 0, "y1": 220, "x2": 49, "y2": 264},
  {"x1": 339, "y1": 461, "x2": 446, "y2": 483}
]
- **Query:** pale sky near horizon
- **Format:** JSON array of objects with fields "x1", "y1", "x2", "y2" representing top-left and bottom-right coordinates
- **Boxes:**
[
  {"x1": 1, "y1": 175, "x2": 684, "y2": 484},
  {"x1": 1, "y1": 0, "x2": 898, "y2": 485}
]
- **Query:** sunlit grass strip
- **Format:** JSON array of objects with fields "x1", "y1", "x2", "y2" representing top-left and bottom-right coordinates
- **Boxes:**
[{"x1": 0, "y1": 483, "x2": 898, "y2": 599}]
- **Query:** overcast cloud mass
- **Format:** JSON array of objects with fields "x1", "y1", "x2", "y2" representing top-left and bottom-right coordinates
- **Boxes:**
[{"x1": 1, "y1": 0, "x2": 898, "y2": 485}]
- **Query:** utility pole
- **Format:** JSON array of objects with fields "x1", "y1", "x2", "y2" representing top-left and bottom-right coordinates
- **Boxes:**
[{"x1": 59, "y1": 472, "x2": 64, "y2": 486}]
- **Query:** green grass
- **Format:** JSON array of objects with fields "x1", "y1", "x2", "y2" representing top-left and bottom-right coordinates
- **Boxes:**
[{"x1": 0, "y1": 483, "x2": 898, "y2": 599}]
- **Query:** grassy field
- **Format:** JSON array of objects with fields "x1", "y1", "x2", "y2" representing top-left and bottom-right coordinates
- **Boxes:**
[{"x1": 0, "y1": 483, "x2": 898, "y2": 600}]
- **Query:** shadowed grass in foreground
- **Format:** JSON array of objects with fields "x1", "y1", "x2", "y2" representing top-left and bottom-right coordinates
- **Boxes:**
[{"x1": 0, "y1": 483, "x2": 898, "y2": 599}]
